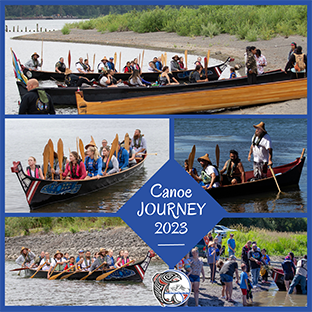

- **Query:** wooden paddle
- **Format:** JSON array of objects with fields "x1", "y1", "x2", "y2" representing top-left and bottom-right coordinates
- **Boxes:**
[
  {"x1": 119, "y1": 52, "x2": 121, "y2": 72},
  {"x1": 68, "y1": 50, "x2": 71, "y2": 69},
  {"x1": 141, "y1": 50, "x2": 145, "y2": 70},
  {"x1": 184, "y1": 50, "x2": 188, "y2": 69},
  {"x1": 80, "y1": 261, "x2": 107, "y2": 280},
  {"x1": 300, "y1": 148, "x2": 305, "y2": 160},
  {"x1": 93, "y1": 53, "x2": 96, "y2": 72},
  {"x1": 59, "y1": 266, "x2": 76, "y2": 279},
  {"x1": 43, "y1": 143, "x2": 50, "y2": 179},
  {"x1": 138, "y1": 53, "x2": 141, "y2": 66},
  {"x1": 164, "y1": 52, "x2": 167, "y2": 66},
  {"x1": 48, "y1": 139, "x2": 54, "y2": 180},
  {"x1": 87, "y1": 53, "x2": 89, "y2": 63},
  {"x1": 48, "y1": 262, "x2": 58, "y2": 278},
  {"x1": 10, "y1": 267, "x2": 29, "y2": 272},
  {"x1": 18, "y1": 250, "x2": 29, "y2": 276},
  {"x1": 115, "y1": 134, "x2": 119, "y2": 160},
  {"x1": 161, "y1": 54, "x2": 164, "y2": 66},
  {"x1": 30, "y1": 261, "x2": 46, "y2": 279},
  {"x1": 76, "y1": 137, "x2": 79, "y2": 153},
  {"x1": 206, "y1": 50, "x2": 210, "y2": 80},
  {"x1": 124, "y1": 133, "x2": 129, "y2": 152},
  {"x1": 103, "y1": 135, "x2": 118, "y2": 174},
  {"x1": 215, "y1": 144, "x2": 220, "y2": 168},
  {"x1": 269, "y1": 165, "x2": 283, "y2": 194},
  {"x1": 49, "y1": 265, "x2": 76, "y2": 280},
  {"x1": 114, "y1": 52, "x2": 117, "y2": 70},
  {"x1": 60, "y1": 264, "x2": 91, "y2": 280},
  {"x1": 57, "y1": 139, "x2": 63, "y2": 180},
  {"x1": 188, "y1": 145, "x2": 196, "y2": 173},
  {"x1": 96, "y1": 260, "x2": 135, "y2": 281},
  {"x1": 79, "y1": 139, "x2": 85, "y2": 162}
]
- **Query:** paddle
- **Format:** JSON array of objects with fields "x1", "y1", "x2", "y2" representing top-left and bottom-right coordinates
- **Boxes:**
[
  {"x1": 300, "y1": 148, "x2": 306, "y2": 160},
  {"x1": 87, "y1": 53, "x2": 89, "y2": 63},
  {"x1": 215, "y1": 144, "x2": 220, "y2": 168},
  {"x1": 103, "y1": 135, "x2": 118, "y2": 174},
  {"x1": 138, "y1": 53, "x2": 141, "y2": 66},
  {"x1": 161, "y1": 54, "x2": 164, "y2": 67},
  {"x1": 57, "y1": 139, "x2": 63, "y2": 180},
  {"x1": 124, "y1": 133, "x2": 129, "y2": 152},
  {"x1": 10, "y1": 267, "x2": 29, "y2": 272},
  {"x1": 93, "y1": 53, "x2": 96, "y2": 72},
  {"x1": 30, "y1": 261, "x2": 47, "y2": 279},
  {"x1": 141, "y1": 50, "x2": 145, "y2": 70},
  {"x1": 18, "y1": 250, "x2": 29, "y2": 276},
  {"x1": 119, "y1": 52, "x2": 121, "y2": 73},
  {"x1": 206, "y1": 50, "x2": 210, "y2": 80},
  {"x1": 48, "y1": 139, "x2": 54, "y2": 180},
  {"x1": 80, "y1": 261, "x2": 107, "y2": 280},
  {"x1": 76, "y1": 137, "x2": 79, "y2": 153},
  {"x1": 184, "y1": 50, "x2": 188, "y2": 69},
  {"x1": 188, "y1": 145, "x2": 196, "y2": 173},
  {"x1": 164, "y1": 52, "x2": 167, "y2": 66},
  {"x1": 48, "y1": 262, "x2": 58, "y2": 278},
  {"x1": 114, "y1": 52, "x2": 117, "y2": 71},
  {"x1": 60, "y1": 264, "x2": 91, "y2": 280},
  {"x1": 68, "y1": 50, "x2": 71, "y2": 69},
  {"x1": 96, "y1": 260, "x2": 135, "y2": 281},
  {"x1": 79, "y1": 139, "x2": 85, "y2": 163},
  {"x1": 115, "y1": 134, "x2": 119, "y2": 161},
  {"x1": 43, "y1": 143, "x2": 50, "y2": 179},
  {"x1": 269, "y1": 165, "x2": 284, "y2": 194},
  {"x1": 49, "y1": 265, "x2": 77, "y2": 280}
]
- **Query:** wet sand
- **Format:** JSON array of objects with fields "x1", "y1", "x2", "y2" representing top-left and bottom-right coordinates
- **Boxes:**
[{"x1": 12, "y1": 30, "x2": 307, "y2": 114}]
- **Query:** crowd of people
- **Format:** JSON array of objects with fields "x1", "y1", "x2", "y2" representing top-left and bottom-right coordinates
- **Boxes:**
[
  {"x1": 16, "y1": 247, "x2": 135, "y2": 279},
  {"x1": 176, "y1": 231, "x2": 307, "y2": 307},
  {"x1": 186, "y1": 121, "x2": 272, "y2": 190},
  {"x1": 26, "y1": 129, "x2": 146, "y2": 180}
]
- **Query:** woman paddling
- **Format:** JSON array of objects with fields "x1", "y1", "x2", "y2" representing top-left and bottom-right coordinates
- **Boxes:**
[
  {"x1": 102, "y1": 146, "x2": 119, "y2": 175},
  {"x1": 84, "y1": 145, "x2": 103, "y2": 179},
  {"x1": 26, "y1": 156, "x2": 44, "y2": 179},
  {"x1": 62, "y1": 151, "x2": 86, "y2": 180},
  {"x1": 159, "y1": 66, "x2": 179, "y2": 86}
]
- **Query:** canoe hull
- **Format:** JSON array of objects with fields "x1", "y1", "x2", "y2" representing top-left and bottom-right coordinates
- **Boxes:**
[
  {"x1": 270, "y1": 268, "x2": 305, "y2": 293},
  {"x1": 11, "y1": 157, "x2": 145, "y2": 210},
  {"x1": 208, "y1": 156, "x2": 305, "y2": 199}
]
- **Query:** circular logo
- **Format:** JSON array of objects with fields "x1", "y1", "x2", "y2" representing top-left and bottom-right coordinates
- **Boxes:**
[
  {"x1": 152, "y1": 270, "x2": 191, "y2": 307},
  {"x1": 26, "y1": 71, "x2": 32, "y2": 78}
]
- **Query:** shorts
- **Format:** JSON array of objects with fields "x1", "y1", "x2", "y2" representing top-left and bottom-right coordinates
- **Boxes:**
[
  {"x1": 220, "y1": 274, "x2": 233, "y2": 283},
  {"x1": 221, "y1": 280, "x2": 225, "y2": 286},
  {"x1": 284, "y1": 272, "x2": 294, "y2": 281},
  {"x1": 241, "y1": 288, "x2": 247, "y2": 296},
  {"x1": 189, "y1": 274, "x2": 200, "y2": 283}
]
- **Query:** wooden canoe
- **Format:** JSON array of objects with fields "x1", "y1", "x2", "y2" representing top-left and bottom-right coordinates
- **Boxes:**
[
  {"x1": 76, "y1": 76, "x2": 307, "y2": 114},
  {"x1": 24, "y1": 251, "x2": 155, "y2": 282},
  {"x1": 11, "y1": 156, "x2": 146, "y2": 210}
]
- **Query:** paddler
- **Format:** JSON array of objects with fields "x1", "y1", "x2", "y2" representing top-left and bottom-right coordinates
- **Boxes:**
[
  {"x1": 130, "y1": 129, "x2": 147, "y2": 157},
  {"x1": 16, "y1": 247, "x2": 36, "y2": 268},
  {"x1": 89, "y1": 248, "x2": 107, "y2": 273},
  {"x1": 55, "y1": 57, "x2": 66, "y2": 73},
  {"x1": 248, "y1": 122, "x2": 272, "y2": 180},
  {"x1": 190, "y1": 154, "x2": 220, "y2": 189},
  {"x1": 24, "y1": 52, "x2": 42, "y2": 71},
  {"x1": 220, "y1": 150, "x2": 245, "y2": 185},
  {"x1": 48, "y1": 251, "x2": 65, "y2": 278},
  {"x1": 39, "y1": 252, "x2": 55, "y2": 273}
]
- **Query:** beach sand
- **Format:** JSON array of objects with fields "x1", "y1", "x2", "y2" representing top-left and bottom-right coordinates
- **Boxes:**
[{"x1": 13, "y1": 29, "x2": 307, "y2": 114}]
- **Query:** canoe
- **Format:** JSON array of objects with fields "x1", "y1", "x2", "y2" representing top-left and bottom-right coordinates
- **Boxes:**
[
  {"x1": 21, "y1": 57, "x2": 233, "y2": 82},
  {"x1": 24, "y1": 250, "x2": 155, "y2": 282},
  {"x1": 208, "y1": 152, "x2": 305, "y2": 199},
  {"x1": 74, "y1": 69, "x2": 306, "y2": 114},
  {"x1": 270, "y1": 267, "x2": 305, "y2": 293},
  {"x1": 11, "y1": 156, "x2": 146, "y2": 210}
]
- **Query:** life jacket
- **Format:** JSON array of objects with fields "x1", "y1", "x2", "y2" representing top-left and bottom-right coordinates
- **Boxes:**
[
  {"x1": 121, "y1": 257, "x2": 130, "y2": 266},
  {"x1": 252, "y1": 133, "x2": 265, "y2": 146},
  {"x1": 201, "y1": 165, "x2": 220, "y2": 184},
  {"x1": 133, "y1": 135, "x2": 143, "y2": 148},
  {"x1": 54, "y1": 260, "x2": 65, "y2": 271},
  {"x1": 56, "y1": 61, "x2": 66, "y2": 73},
  {"x1": 226, "y1": 158, "x2": 240, "y2": 177},
  {"x1": 76, "y1": 62, "x2": 88, "y2": 71},
  {"x1": 64, "y1": 263, "x2": 75, "y2": 271},
  {"x1": 31, "y1": 56, "x2": 40, "y2": 68},
  {"x1": 83, "y1": 257, "x2": 91, "y2": 268},
  {"x1": 85, "y1": 156, "x2": 98, "y2": 175},
  {"x1": 293, "y1": 53, "x2": 306, "y2": 72},
  {"x1": 26, "y1": 165, "x2": 40, "y2": 178},
  {"x1": 70, "y1": 160, "x2": 82, "y2": 179}
]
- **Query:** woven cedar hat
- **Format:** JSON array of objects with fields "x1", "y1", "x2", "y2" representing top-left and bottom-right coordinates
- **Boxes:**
[
  {"x1": 197, "y1": 153, "x2": 211, "y2": 163},
  {"x1": 253, "y1": 122, "x2": 267, "y2": 133},
  {"x1": 54, "y1": 250, "x2": 64, "y2": 258},
  {"x1": 20, "y1": 247, "x2": 29, "y2": 254},
  {"x1": 98, "y1": 248, "x2": 106, "y2": 256},
  {"x1": 85, "y1": 141, "x2": 96, "y2": 150},
  {"x1": 32, "y1": 52, "x2": 39, "y2": 57},
  {"x1": 172, "y1": 55, "x2": 179, "y2": 59},
  {"x1": 101, "y1": 57, "x2": 108, "y2": 62}
]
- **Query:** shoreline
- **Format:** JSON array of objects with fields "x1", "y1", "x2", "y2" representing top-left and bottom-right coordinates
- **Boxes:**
[{"x1": 11, "y1": 30, "x2": 307, "y2": 114}]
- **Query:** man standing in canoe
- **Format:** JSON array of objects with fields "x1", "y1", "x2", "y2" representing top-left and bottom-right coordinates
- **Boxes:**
[
  {"x1": 246, "y1": 46, "x2": 257, "y2": 84},
  {"x1": 16, "y1": 247, "x2": 36, "y2": 268},
  {"x1": 248, "y1": 122, "x2": 272, "y2": 179},
  {"x1": 220, "y1": 150, "x2": 245, "y2": 185},
  {"x1": 24, "y1": 52, "x2": 42, "y2": 71},
  {"x1": 19, "y1": 78, "x2": 55, "y2": 115}
]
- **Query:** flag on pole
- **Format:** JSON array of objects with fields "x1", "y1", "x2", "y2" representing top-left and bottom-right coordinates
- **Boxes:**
[{"x1": 10, "y1": 48, "x2": 28, "y2": 85}]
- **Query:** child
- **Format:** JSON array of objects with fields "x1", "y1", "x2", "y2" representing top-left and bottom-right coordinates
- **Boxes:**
[
  {"x1": 260, "y1": 248, "x2": 271, "y2": 282},
  {"x1": 240, "y1": 263, "x2": 248, "y2": 306},
  {"x1": 216, "y1": 260, "x2": 226, "y2": 299},
  {"x1": 184, "y1": 253, "x2": 192, "y2": 276},
  {"x1": 64, "y1": 256, "x2": 76, "y2": 271},
  {"x1": 247, "y1": 279, "x2": 253, "y2": 303},
  {"x1": 229, "y1": 67, "x2": 237, "y2": 79}
]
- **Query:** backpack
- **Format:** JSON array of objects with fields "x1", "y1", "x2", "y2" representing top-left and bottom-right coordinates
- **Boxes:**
[{"x1": 294, "y1": 53, "x2": 306, "y2": 72}]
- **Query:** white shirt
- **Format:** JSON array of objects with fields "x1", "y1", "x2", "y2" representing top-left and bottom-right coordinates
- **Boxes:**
[
  {"x1": 205, "y1": 165, "x2": 220, "y2": 188},
  {"x1": 81, "y1": 258, "x2": 92, "y2": 270},
  {"x1": 252, "y1": 134, "x2": 272, "y2": 163},
  {"x1": 100, "y1": 76, "x2": 108, "y2": 86},
  {"x1": 40, "y1": 258, "x2": 55, "y2": 271},
  {"x1": 76, "y1": 62, "x2": 85, "y2": 73}
]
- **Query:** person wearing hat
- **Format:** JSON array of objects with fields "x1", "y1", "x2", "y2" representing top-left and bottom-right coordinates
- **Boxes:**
[
  {"x1": 75, "y1": 250, "x2": 85, "y2": 263},
  {"x1": 191, "y1": 154, "x2": 220, "y2": 189},
  {"x1": 247, "y1": 243, "x2": 262, "y2": 288},
  {"x1": 227, "y1": 233, "x2": 236, "y2": 257},
  {"x1": 19, "y1": 78, "x2": 55, "y2": 115},
  {"x1": 220, "y1": 150, "x2": 245, "y2": 185},
  {"x1": 55, "y1": 57, "x2": 66, "y2": 73},
  {"x1": 84, "y1": 145, "x2": 103, "y2": 179},
  {"x1": 248, "y1": 122, "x2": 272, "y2": 179},
  {"x1": 207, "y1": 241, "x2": 218, "y2": 283},
  {"x1": 107, "y1": 57, "x2": 117, "y2": 72},
  {"x1": 170, "y1": 55, "x2": 180, "y2": 72},
  {"x1": 16, "y1": 247, "x2": 36, "y2": 267},
  {"x1": 90, "y1": 248, "x2": 107, "y2": 272},
  {"x1": 288, "y1": 42, "x2": 297, "y2": 61},
  {"x1": 24, "y1": 52, "x2": 42, "y2": 71},
  {"x1": 49, "y1": 251, "x2": 65, "y2": 274},
  {"x1": 97, "y1": 57, "x2": 109, "y2": 73},
  {"x1": 246, "y1": 46, "x2": 257, "y2": 84},
  {"x1": 288, "y1": 255, "x2": 307, "y2": 295}
]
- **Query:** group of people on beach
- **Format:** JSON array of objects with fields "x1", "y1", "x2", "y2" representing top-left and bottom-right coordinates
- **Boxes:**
[
  {"x1": 16, "y1": 247, "x2": 135, "y2": 279},
  {"x1": 26, "y1": 129, "x2": 146, "y2": 180},
  {"x1": 185, "y1": 121, "x2": 272, "y2": 190}
]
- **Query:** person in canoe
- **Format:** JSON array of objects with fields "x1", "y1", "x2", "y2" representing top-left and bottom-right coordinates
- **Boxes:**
[
  {"x1": 220, "y1": 150, "x2": 245, "y2": 185},
  {"x1": 170, "y1": 55, "x2": 180, "y2": 72},
  {"x1": 133, "y1": 58, "x2": 142, "y2": 74},
  {"x1": 129, "y1": 70, "x2": 147, "y2": 87},
  {"x1": 39, "y1": 252, "x2": 55, "y2": 273},
  {"x1": 62, "y1": 151, "x2": 87, "y2": 180},
  {"x1": 45, "y1": 152, "x2": 68, "y2": 180},
  {"x1": 191, "y1": 154, "x2": 220, "y2": 189},
  {"x1": 89, "y1": 248, "x2": 108, "y2": 273},
  {"x1": 248, "y1": 122, "x2": 272, "y2": 179},
  {"x1": 76, "y1": 57, "x2": 88, "y2": 73},
  {"x1": 97, "y1": 57, "x2": 109, "y2": 73},
  {"x1": 16, "y1": 247, "x2": 36, "y2": 268},
  {"x1": 131, "y1": 129, "x2": 147, "y2": 157},
  {"x1": 155, "y1": 57, "x2": 163, "y2": 71},
  {"x1": 99, "y1": 139, "x2": 108, "y2": 158},
  {"x1": 107, "y1": 57, "x2": 116, "y2": 72},
  {"x1": 123, "y1": 61, "x2": 133, "y2": 73},
  {"x1": 63, "y1": 256, "x2": 76, "y2": 271},
  {"x1": 49, "y1": 251, "x2": 66, "y2": 275},
  {"x1": 246, "y1": 46, "x2": 258, "y2": 84},
  {"x1": 26, "y1": 156, "x2": 45, "y2": 179},
  {"x1": 102, "y1": 146, "x2": 119, "y2": 175},
  {"x1": 84, "y1": 59, "x2": 93, "y2": 73},
  {"x1": 24, "y1": 52, "x2": 42, "y2": 71},
  {"x1": 64, "y1": 69, "x2": 94, "y2": 88},
  {"x1": 128, "y1": 138, "x2": 138, "y2": 167},
  {"x1": 189, "y1": 65, "x2": 208, "y2": 83},
  {"x1": 285, "y1": 45, "x2": 307, "y2": 78},
  {"x1": 55, "y1": 57, "x2": 66, "y2": 73},
  {"x1": 117, "y1": 142, "x2": 129, "y2": 171},
  {"x1": 159, "y1": 66, "x2": 179, "y2": 86},
  {"x1": 84, "y1": 143, "x2": 103, "y2": 179},
  {"x1": 19, "y1": 78, "x2": 55, "y2": 115}
]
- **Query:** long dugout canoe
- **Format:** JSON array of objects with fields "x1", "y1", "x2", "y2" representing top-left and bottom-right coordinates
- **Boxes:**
[{"x1": 76, "y1": 76, "x2": 307, "y2": 115}]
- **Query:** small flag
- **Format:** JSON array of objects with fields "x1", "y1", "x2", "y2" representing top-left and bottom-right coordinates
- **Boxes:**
[{"x1": 10, "y1": 48, "x2": 28, "y2": 85}]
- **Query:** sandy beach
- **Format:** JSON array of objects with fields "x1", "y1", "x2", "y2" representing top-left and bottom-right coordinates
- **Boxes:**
[{"x1": 12, "y1": 29, "x2": 307, "y2": 114}]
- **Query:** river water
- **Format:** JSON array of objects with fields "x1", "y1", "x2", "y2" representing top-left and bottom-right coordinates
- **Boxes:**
[
  {"x1": 5, "y1": 19, "x2": 230, "y2": 115},
  {"x1": 174, "y1": 118, "x2": 307, "y2": 213},
  {"x1": 5, "y1": 118, "x2": 169, "y2": 213}
]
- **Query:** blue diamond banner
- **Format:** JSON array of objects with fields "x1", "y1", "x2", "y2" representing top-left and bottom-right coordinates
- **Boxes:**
[{"x1": 119, "y1": 159, "x2": 226, "y2": 268}]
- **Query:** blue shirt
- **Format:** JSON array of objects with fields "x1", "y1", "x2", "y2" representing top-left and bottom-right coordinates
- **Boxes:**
[
  {"x1": 240, "y1": 271, "x2": 248, "y2": 289},
  {"x1": 262, "y1": 254, "x2": 270, "y2": 265},
  {"x1": 84, "y1": 156, "x2": 103, "y2": 176},
  {"x1": 117, "y1": 147, "x2": 129, "y2": 170},
  {"x1": 227, "y1": 238, "x2": 236, "y2": 252}
]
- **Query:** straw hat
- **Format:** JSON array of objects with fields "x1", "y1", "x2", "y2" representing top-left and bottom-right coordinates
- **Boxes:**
[
  {"x1": 85, "y1": 141, "x2": 96, "y2": 150},
  {"x1": 65, "y1": 68, "x2": 72, "y2": 75},
  {"x1": 54, "y1": 250, "x2": 64, "y2": 258},
  {"x1": 253, "y1": 122, "x2": 267, "y2": 133},
  {"x1": 101, "y1": 57, "x2": 108, "y2": 62},
  {"x1": 20, "y1": 247, "x2": 29, "y2": 254},
  {"x1": 208, "y1": 241, "x2": 215, "y2": 247},
  {"x1": 98, "y1": 248, "x2": 106, "y2": 256},
  {"x1": 197, "y1": 154, "x2": 211, "y2": 163},
  {"x1": 32, "y1": 52, "x2": 39, "y2": 57},
  {"x1": 172, "y1": 55, "x2": 179, "y2": 59}
]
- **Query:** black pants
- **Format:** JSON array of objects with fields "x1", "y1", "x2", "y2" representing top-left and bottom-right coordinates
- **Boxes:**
[
  {"x1": 247, "y1": 72, "x2": 257, "y2": 84},
  {"x1": 77, "y1": 77, "x2": 93, "y2": 87}
]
